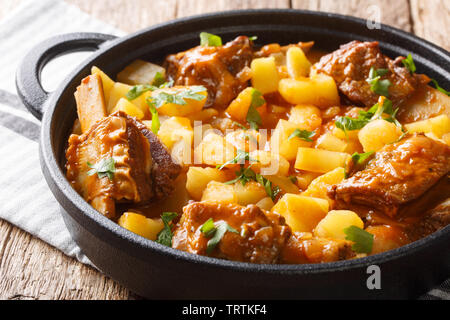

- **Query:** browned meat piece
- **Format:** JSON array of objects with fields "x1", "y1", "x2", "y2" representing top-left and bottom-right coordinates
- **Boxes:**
[
  {"x1": 281, "y1": 232, "x2": 355, "y2": 264},
  {"x1": 74, "y1": 74, "x2": 107, "y2": 133},
  {"x1": 172, "y1": 201, "x2": 291, "y2": 264},
  {"x1": 312, "y1": 41, "x2": 429, "y2": 107},
  {"x1": 165, "y1": 36, "x2": 253, "y2": 108},
  {"x1": 330, "y1": 134, "x2": 450, "y2": 218},
  {"x1": 66, "y1": 111, "x2": 181, "y2": 218},
  {"x1": 405, "y1": 198, "x2": 450, "y2": 241}
]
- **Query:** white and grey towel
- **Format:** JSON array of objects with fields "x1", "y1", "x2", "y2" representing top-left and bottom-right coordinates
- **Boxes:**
[{"x1": 0, "y1": 0, "x2": 447, "y2": 300}]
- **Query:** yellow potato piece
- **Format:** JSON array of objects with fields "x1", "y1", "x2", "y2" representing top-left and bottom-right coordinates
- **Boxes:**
[
  {"x1": 314, "y1": 210, "x2": 364, "y2": 240},
  {"x1": 186, "y1": 167, "x2": 232, "y2": 200},
  {"x1": 256, "y1": 197, "x2": 275, "y2": 211},
  {"x1": 194, "y1": 133, "x2": 236, "y2": 167},
  {"x1": 358, "y1": 119, "x2": 402, "y2": 152},
  {"x1": 249, "y1": 150, "x2": 290, "y2": 176},
  {"x1": 288, "y1": 105, "x2": 322, "y2": 131},
  {"x1": 286, "y1": 46, "x2": 311, "y2": 79},
  {"x1": 302, "y1": 167, "x2": 346, "y2": 205},
  {"x1": 226, "y1": 87, "x2": 256, "y2": 121},
  {"x1": 270, "y1": 119, "x2": 313, "y2": 161},
  {"x1": 158, "y1": 116, "x2": 193, "y2": 150},
  {"x1": 404, "y1": 115, "x2": 450, "y2": 138},
  {"x1": 201, "y1": 181, "x2": 237, "y2": 204},
  {"x1": 234, "y1": 181, "x2": 267, "y2": 206},
  {"x1": 315, "y1": 133, "x2": 348, "y2": 152},
  {"x1": 118, "y1": 212, "x2": 164, "y2": 241},
  {"x1": 251, "y1": 57, "x2": 279, "y2": 94},
  {"x1": 111, "y1": 98, "x2": 145, "y2": 119},
  {"x1": 271, "y1": 194, "x2": 329, "y2": 233},
  {"x1": 152, "y1": 86, "x2": 207, "y2": 117},
  {"x1": 91, "y1": 66, "x2": 115, "y2": 106},
  {"x1": 295, "y1": 148, "x2": 350, "y2": 173},
  {"x1": 278, "y1": 74, "x2": 339, "y2": 108}
]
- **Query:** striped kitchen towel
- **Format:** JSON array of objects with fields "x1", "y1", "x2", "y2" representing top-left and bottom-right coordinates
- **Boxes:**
[{"x1": 0, "y1": 0, "x2": 447, "y2": 300}]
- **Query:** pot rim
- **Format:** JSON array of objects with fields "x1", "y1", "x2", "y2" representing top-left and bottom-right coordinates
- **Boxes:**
[{"x1": 40, "y1": 8, "x2": 450, "y2": 274}]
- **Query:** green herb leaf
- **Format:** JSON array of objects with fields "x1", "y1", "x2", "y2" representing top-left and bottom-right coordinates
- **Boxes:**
[
  {"x1": 367, "y1": 67, "x2": 392, "y2": 97},
  {"x1": 256, "y1": 174, "x2": 281, "y2": 201},
  {"x1": 200, "y1": 32, "x2": 223, "y2": 47},
  {"x1": 152, "y1": 72, "x2": 166, "y2": 87},
  {"x1": 148, "y1": 86, "x2": 206, "y2": 108},
  {"x1": 288, "y1": 129, "x2": 316, "y2": 142},
  {"x1": 351, "y1": 151, "x2": 375, "y2": 166},
  {"x1": 217, "y1": 149, "x2": 257, "y2": 170},
  {"x1": 344, "y1": 226, "x2": 374, "y2": 254},
  {"x1": 126, "y1": 84, "x2": 158, "y2": 101},
  {"x1": 201, "y1": 220, "x2": 238, "y2": 254},
  {"x1": 289, "y1": 176, "x2": 297, "y2": 184},
  {"x1": 430, "y1": 79, "x2": 450, "y2": 96},
  {"x1": 87, "y1": 158, "x2": 116, "y2": 180},
  {"x1": 249, "y1": 36, "x2": 258, "y2": 41},
  {"x1": 232, "y1": 121, "x2": 249, "y2": 130},
  {"x1": 147, "y1": 100, "x2": 160, "y2": 134},
  {"x1": 402, "y1": 54, "x2": 416, "y2": 74},
  {"x1": 156, "y1": 212, "x2": 178, "y2": 247},
  {"x1": 246, "y1": 89, "x2": 265, "y2": 130},
  {"x1": 224, "y1": 165, "x2": 257, "y2": 186},
  {"x1": 335, "y1": 116, "x2": 369, "y2": 135}
]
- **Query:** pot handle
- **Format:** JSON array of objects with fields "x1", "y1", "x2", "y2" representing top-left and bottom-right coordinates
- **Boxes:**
[{"x1": 15, "y1": 32, "x2": 117, "y2": 120}]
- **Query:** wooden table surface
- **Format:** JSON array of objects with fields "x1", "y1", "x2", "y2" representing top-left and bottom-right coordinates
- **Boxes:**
[{"x1": 0, "y1": 0, "x2": 448, "y2": 300}]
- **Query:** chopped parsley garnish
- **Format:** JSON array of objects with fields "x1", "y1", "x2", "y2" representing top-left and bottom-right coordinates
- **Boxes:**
[
  {"x1": 351, "y1": 151, "x2": 375, "y2": 166},
  {"x1": 249, "y1": 36, "x2": 258, "y2": 41},
  {"x1": 217, "y1": 149, "x2": 256, "y2": 170},
  {"x1": 256, "y1": 174, "x2": 281, "y2": 201},
  {"x1": 246, "y1": 89, "x2": 266, "y2": 130},
  {"x1": 148, "y1": 86, "x2": 206, "y2": 108},
  {"x1": 126, "y1": 79, "x2": 173, "y2": 101},
  {"x1": 87, "y1": 158, "x2": 116, "y2": 180},
  {"x1": 402, "y1": 54, "x2": 416, "y2": 73},
  {"x1": 288, "y1": 129, "x2": 316, "y2": 142},
  {"x1": 200, "y1": 219, "x2": 238, "y2": 254},
  {"x1": 200, "y1": 32, "x2": 223, "y2": 47},
  {"x1": 232, "y1": 121, "x2": 249, "y2": 130},
  {"x1": 224, "y1": 165, "x2": 257, "y2": 186},
  {"x1": 152, "y1": 72, "x2": 166, "y2": 87},
  {"x1": 367, "y1": 67, "x2": 392, "y2": 97},
  {"x1": 335, "y1": 97, "x2": 401, "y2": 136},
  {"x1": 430, "y1": 79, "x2": 450, "y2": 96},
  {"x1": 147, "y1": 102, "x2": 160, "y2": 134},
  {"x1": 344, "y1": 226, "x2": 374, "y2": 254},
  {"x1": 156, "y1": 212, "x2": 178, "y2": 247}
]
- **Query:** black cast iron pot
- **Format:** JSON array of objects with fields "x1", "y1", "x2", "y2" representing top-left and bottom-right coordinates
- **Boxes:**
[{"x1": 16, "y1": 9, "x2": 450, "y2": 299}]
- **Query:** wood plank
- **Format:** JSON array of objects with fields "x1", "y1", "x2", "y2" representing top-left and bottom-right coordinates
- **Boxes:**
[
  {"x1": 292, "y1": 0, "x2": 412, "y2": 31},
  {"x1": 0, "y1": 219, "x2": 135, "y2": 300},
  {"x1": 410, "y1": 0, "x2": 450, "y2": 50}
]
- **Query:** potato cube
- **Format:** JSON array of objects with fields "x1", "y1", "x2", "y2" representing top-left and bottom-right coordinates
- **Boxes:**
[
  {"x1": 107, "y1": 82, "x2": 132, "y2": 114},
  {"x1": 404, "y1": 115, "x2": 450, "y2": 138},
  {"x1": 270, "y1": 119, "x2": 313, "y2": 161},
  {"x1": 442, "y1": 133, "x2": 450, "y2": 146},
  {"x1": 296, "y1": 171, "x2": 321, "y2": 190},
  {"x1": 278, "y1": 74, "x2": 340, "y2": 108},
  {"x1": 332, "y1": 125, "x2": 360, "y2": 141},
  {"x1": 288, "y1": 105, "x2": 322, "y2": 131},
  {"x1": 117, "y1": 59, "x2": 166, "y2": 85},
  {"x1": 158, "y1": 116, "x2": 193, "y2": 150},
  {"x1": 256, "y1": 197, "x2": 275, "y2": 211},
  {"x1": 251, "y1": 57, "x2": 279, "y2": 94},
  {"x1": 302, "y1": 168, "x2": 346, "y2": 204},
  {"x1": 194, "y1": 133, "x2": 236, "y2": 167},
  {"x1": 314, "y1": 210, "x2": 364, "y2": 240},
  {"x1": 295, "y1": 148, "x2": 350, "y2": 173},
  {"x1": 358, "y1": 119, "x2": 402, "y2": 152},
  {"x1": 234, "y1": 181, "x2": 267, "y2": 206},
  {"x1": 226, "y1": 129, "x2": 260, "y2": 152},
  {"x1": 266, "y1": 175, "x2": 300, "y2": 194},
  {"x1": 249, "y1": 150, "x2": 290, "y2": 176},
  {"x1": 271, "y1": 194, "x2": 329, "y2": 232},
  {"x1": 286, "y1": 46, "x2": 311, "y2": 79},
  {"x1": 118, "y1": 212, "x2": 164, "y2": 241},
  {"x1": 186, "y1": 108, "x2": 219, "y2": 124},
  {"x1": 151, "y1": 86, "x2": 207, "y2": 117},
  {"x1": 111, "y1": 98, "x2": 145, "y2": 119},
  {"x1": 315, "y1": 133, "x2": 348, "y2": 152},
  {"x1": 226, "y1": 87, "x2": 267, "y2": 122},
  {"x1": 91, "y1": 66, "x2": 115, "y2": 106},
  {"x1": 186, "y1": 167, "x2": 232, "y2": 200},
  {"x1": 201, "y1": 181, "x2": 237, "y2": 204}
]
